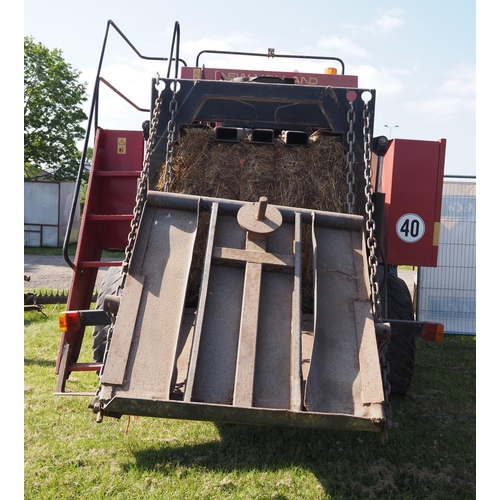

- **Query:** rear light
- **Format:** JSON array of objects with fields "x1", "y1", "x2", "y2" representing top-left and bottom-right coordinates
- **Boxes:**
[
  {"x1": 422, "y1": 322, "x2": 444, "y2": 343},
  {"x1": 59, "y1": 311, "x2": 81, "y2": 332}
]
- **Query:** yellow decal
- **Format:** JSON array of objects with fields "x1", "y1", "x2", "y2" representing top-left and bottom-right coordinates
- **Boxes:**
[
  {"x1": 193, "y1": 68, "x2": 202, "y2": 79},
  {"x1": 433, "y1": 222, "x2": 441, "y2": 246},
  {"x1": 117, "y1": 138, "x2": 126, "y2": 154}
]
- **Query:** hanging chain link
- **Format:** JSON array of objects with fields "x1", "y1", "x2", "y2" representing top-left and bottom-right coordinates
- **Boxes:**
[
  {"x1": 96, "y1": 90, "x2": 164, "y2": 388},
  {"x1": 119, "y1": 91, "x2": 164, "y2": 290},
  {"x1": 378, "y1": 338, "x2": 392, "y2": 440},
  {"x1": 362, "y1": 102, "x2": 382, "y2": 323},
  {"x1": 361, "y1": 99, "x2": 393, "y2": 434},
  {"x1": 162, "y1": 83, "x2": 178, "y2": 192},
  {"x1": 346, "y1": 102, "x2": 356, "y2": 214}
]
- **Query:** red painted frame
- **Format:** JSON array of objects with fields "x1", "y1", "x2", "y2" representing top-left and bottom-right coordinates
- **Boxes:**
[
  {"x1": 379, "y1": 138, "x2": 446, "y2": 267},
  {"x1": 56, "y1": 128, "x2": 143, "y2": 372}
]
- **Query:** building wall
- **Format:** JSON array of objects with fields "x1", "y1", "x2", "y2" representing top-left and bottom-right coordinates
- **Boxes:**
[{"x1": 24, "y1": 181, "x2": 80, "y2": 247}]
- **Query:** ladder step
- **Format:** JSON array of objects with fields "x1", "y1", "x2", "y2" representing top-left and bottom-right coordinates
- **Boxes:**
[
  {"x1": 68, "y1": 362, "x2": 103, "y2": 372},
  {"x1": 93, "y1": 170, "x2": 141, "y2": 177},
  {"x1": 77, "y1": 261, "x2": 122, "y2": 268},
  {"x1": 86, "y1": 215, "x2": 133, "y2": 221}
]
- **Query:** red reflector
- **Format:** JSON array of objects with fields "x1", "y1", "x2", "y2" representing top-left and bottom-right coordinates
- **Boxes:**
[
  {"x1": 422, "y1": 322, "x2": 444, "y2": 343},
  {"x1": 59, "y1": 311, "x2": 81, "y2": 332}
]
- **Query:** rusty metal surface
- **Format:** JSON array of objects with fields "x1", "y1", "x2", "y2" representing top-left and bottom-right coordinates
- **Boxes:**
[
  {"x1": 147, "y1": 191, "x2": 365, "y2": 230},
  {"x1": 233, "y1": 258, "x2": 263, "y2": 407},
  {"x1": 186, "y1": 210, "x2": 298, "y2": 409},
  {"x1": 290, "y1": 213, "x2": 303, "y2": 412},
  {"x1": 188, "y1": 214, "x2": 245, "y2": 404},
  {"x1": 304, "y1": 217, "x2": 384, "y2": 418},
  {"x1": 98, "y1": 193, "x2": 385, "y2": 432},
  {"x1": 101, "y1": 203, "x2": 198, "y2": 397},
  {"x1": 102, "y1": 396, "x2": 381, "y2": 433},
  {"x1": 184, "y1": 203, "x2": 219, "y2": 402}
]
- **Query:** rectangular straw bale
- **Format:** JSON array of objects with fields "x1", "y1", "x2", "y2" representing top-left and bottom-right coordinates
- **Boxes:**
[{"x1": 155, "y1": 127, "x2": 349, "y2": 312}]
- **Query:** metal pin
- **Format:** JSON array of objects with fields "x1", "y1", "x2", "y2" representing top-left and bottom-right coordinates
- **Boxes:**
[{"x1": 255, "y1": 196, "x2": 268, "y2": 221}]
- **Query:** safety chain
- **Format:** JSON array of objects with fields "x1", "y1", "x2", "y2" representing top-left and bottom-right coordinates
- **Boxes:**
[
  {"x1": 96, "y1": 90, "x2": 164, "y2": 391},
  {"x1": 118, "y1": 91, "x2": 164, "y2": 290},
  {"x1": 378, "y1": 338, "x2": 392, "y2": 439},
  {"x1": 361, "y1": 100, "x2": 393, "y2": 432},
  {"x1": 346, "y1": 102, "x2": 356, "y2": 214},
  {"x1": 362, "y1": 102, "x2": 382, "y2": 323},
  {"x1": 162, "y1": 83, "x2": 179, "y2": 192}
]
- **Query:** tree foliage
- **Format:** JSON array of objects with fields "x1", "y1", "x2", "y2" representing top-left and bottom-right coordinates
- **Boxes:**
[{"x1": 24, "y1": 37, "x2": 88, "y2": 181}]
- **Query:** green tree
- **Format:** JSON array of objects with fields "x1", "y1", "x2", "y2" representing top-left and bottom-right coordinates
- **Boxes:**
[
  {"x1": 85, "y1": 146, "x2": 94, "y2": 164},
  {"x1": 24, "y1": 37, "x2": 88, "y2": 181}
]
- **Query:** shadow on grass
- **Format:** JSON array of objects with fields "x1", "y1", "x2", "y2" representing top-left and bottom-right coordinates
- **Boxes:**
[
  {"x1": 129, "y1": 423, "x2": 386, "y2": 498},
  {"x1": 24, "y1": 357, "x2": 55, "y2": 368},
  {"x1": 126, "y1": 379, "x2": 475, "y2": 498}
]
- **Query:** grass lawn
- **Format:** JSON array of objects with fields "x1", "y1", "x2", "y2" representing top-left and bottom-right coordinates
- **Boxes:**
[{"x1": 24, "y1": 298, "x2": 476, "y2": 499}]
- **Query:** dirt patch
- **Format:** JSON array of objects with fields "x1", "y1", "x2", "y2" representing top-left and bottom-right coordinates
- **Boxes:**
[{"x1": 23, "y1": 255, "x2": 114, "y2": 291}]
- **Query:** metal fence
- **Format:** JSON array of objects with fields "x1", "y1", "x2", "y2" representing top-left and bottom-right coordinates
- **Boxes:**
[{"x1": 416, "y1": 176, "x2": 476, "y2": 335}]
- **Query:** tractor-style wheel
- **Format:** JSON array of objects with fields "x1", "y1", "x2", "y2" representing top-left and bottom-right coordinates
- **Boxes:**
[
  {"x1": 92, "y1": 266, "x2": 122, "y2": 363},
  {"x1": 384, "y1": 272, "x2": 417, "y2": 396}
]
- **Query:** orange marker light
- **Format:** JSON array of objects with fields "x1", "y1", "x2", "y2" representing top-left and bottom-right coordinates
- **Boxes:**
[
  {"x1": 422, "y1": 322, "x2": 444, "y2": 343},
  {"x1": 324, "y1": 67, "x2": 338, "y2": 75},
  {"x1": 59, "y1": 311, "x2": 81, "y2": 332}
]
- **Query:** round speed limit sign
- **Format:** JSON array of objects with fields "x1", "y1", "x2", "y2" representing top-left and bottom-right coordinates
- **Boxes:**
[{"x1": 396, "y1": 213, "x2": 425, "y2": 243}]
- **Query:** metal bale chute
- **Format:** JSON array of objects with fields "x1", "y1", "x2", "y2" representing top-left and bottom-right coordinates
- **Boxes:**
[{"x1": 96, "y1": 192, "x2": 385, "y2": 433}]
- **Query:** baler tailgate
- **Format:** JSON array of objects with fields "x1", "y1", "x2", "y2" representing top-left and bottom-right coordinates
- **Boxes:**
[{"x1": 97, "y1": 192, "x2": 385, "y2": 433}]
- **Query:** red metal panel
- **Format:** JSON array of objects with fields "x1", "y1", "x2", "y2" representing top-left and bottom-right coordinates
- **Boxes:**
[
  {"x1": 180, "y1": 66, "x2": 358, "y2": 87},
  {"x1": 58, "y1": 128, "x2": 143, "y2": 369},
  {"x1": 85, "y1": 129, "x2": 143, "y2": 250},
  {"x1": 380, "y1": 139, "x2": 446, "y2": 267}
]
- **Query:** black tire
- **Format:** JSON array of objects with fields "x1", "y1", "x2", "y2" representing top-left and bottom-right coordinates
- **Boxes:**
[
  {"x1": 384, "y1": 272, "x2": 417, "y2": 396},
  {"x1": 93, "y1": 267, "x2": 122, "y2": 363}
]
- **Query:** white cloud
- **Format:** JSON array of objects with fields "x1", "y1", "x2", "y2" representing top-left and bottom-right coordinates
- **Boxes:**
[
  {"x1": 405, "y1": 62, "x2": 475, "y2": 120},
  {"x1": 353, "y1": 65, "x2": 406, "y2": 94},
  {"x1": 181, "y1": 35, "x2": 255, "y2": 59},
  {"x1": 366, "y1": 9, "x2": 405, "y2": 35},
  {"x1": 439, "y1": 63, "x2": 476, "y2": 96},
  {"x1": 317, "y1": 36, "x2": 369, "y2": 58},
  {"x1": 406, "y1": 96, "x2": 476, "y2": 120}
]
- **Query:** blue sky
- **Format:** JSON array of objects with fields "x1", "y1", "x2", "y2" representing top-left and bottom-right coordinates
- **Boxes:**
[{"x1": 22, "y1": 0, "x2": 477, "y2": 176}]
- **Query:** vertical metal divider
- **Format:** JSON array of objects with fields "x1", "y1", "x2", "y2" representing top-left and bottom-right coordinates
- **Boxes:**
[
  {"x1": 233, "y1": 238, "x2": 265, "y2": 408},
  {"x1": 304, "y1": 212, "x2": 317, "y2": 409},
  {"x1": 312, "y1": 213, "x2": 318, "y2": 349},
  {"x1": 184, "y1": 202, "x2": 219, "y2": 402},
  {"x1": 290, "y1": 212, "x2": 303, "y2": 411}
]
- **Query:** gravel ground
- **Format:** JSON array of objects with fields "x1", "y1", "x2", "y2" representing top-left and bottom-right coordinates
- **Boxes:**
[
  {"x1": 24, "y1": 254, "x2": 114, "y2": 291},
  {"x1": 24, "y1": 254, "x2": 417, "y2": 297}
]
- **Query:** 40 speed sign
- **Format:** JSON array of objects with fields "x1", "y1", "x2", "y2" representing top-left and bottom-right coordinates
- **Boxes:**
[{"x1": 396, "y1": 213, "x2": 425, "y2": 243}]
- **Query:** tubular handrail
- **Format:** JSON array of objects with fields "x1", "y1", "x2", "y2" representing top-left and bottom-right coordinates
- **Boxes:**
[
  {"x1": 195, "y1": 49, "x2": 346, "y2": 75},
  {"x1": 63, "y1": 20, "x2": 186, "y2": 270},
  {"x1": 99, "y1": 77, "x2": 150, "y2": 112},
  {"x1": 166, "y1": 21, "x2": 181, "y2": 79}
]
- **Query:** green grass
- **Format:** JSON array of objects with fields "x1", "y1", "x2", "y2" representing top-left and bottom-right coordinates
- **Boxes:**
[
  {"x1": 24, "y1": 244, "x2": 124, "y2": 259},
  {"x1": 24, "y1": 304, "x2": 475, "y2": 499}
]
